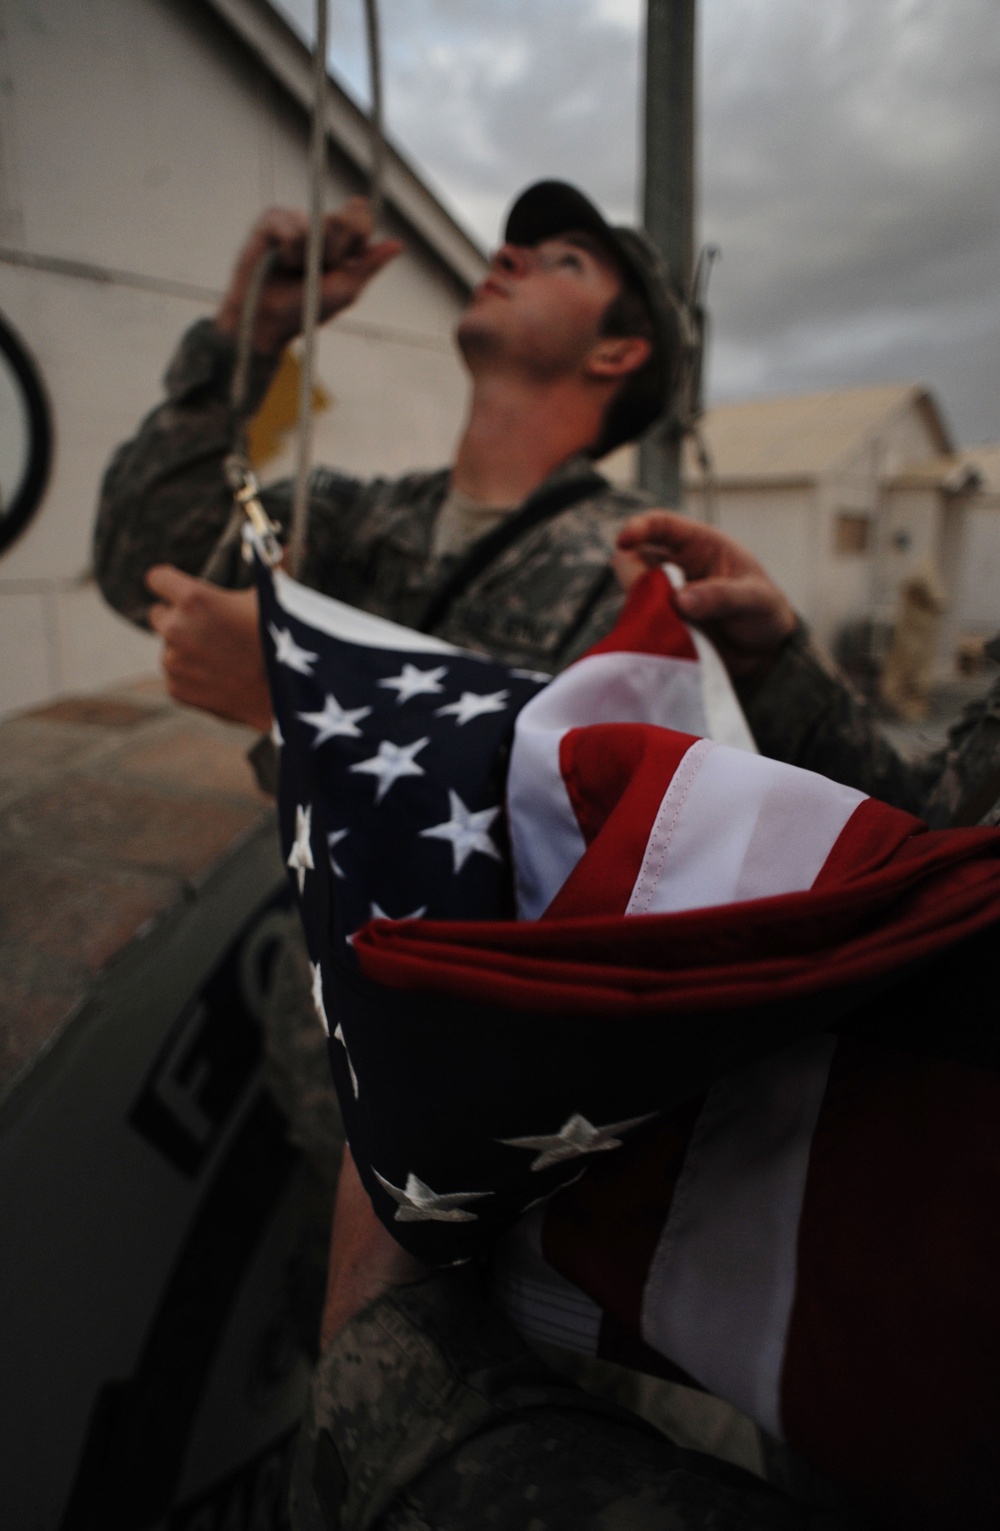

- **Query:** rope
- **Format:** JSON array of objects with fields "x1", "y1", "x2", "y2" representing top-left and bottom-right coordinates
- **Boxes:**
[
  {"x1": 198, "y1": 246, "x2": 283, "y2": 581},
  {"x1": 230, "y1": 246, "x2": 281, "y2": 425},
  {"x1": 205, "y1": 0, "x2": 385, "y2": 582}
]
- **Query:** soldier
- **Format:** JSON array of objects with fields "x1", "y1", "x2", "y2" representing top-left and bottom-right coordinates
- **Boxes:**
[
  {"x1": 94, "y1": 182, "x2": 677, "y2": 714},
  {"x1": 95, "y1": 185, "x2": 848, "y2": 1529},
  {"x1": 94, "y1": 179, "x2": 685, "y2": 1178}
]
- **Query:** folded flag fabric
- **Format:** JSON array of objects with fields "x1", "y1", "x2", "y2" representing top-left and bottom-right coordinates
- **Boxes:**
[
  {"x1": 257, "y1": 542, "x2": 1000, "y2": 1194},
  {"x1": 257, "y1": 545, "x2": 1000, "y2": 1508},
  {"x1": 256, "y1": 551, "x2": 764, "y2": 1258}
]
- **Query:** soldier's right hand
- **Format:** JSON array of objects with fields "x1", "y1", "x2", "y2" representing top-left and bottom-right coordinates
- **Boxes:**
[
  {"x1": 146, "y1": 565, "x2": 273, "y2": 731},
  {"x1": 215, "y1": 200, "x2": 403, "y2": 357}
]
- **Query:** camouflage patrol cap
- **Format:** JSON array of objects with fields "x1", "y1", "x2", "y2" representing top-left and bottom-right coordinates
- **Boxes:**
[{"x1": 504, "y1": 180, "x2": 681, "y2": 452}]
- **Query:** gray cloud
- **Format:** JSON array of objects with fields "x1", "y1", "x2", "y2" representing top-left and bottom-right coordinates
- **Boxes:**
[{"x1": 273, "y1": 0, "x2": 999, "y2": 443}]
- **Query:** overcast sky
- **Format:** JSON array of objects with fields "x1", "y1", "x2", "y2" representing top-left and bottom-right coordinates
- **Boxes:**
[{"x1": 272, "y1": 0, "x2": 999, "y2": 446}]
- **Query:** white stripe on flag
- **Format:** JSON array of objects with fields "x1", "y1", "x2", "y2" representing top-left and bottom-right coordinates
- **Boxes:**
[
  {"x1": 274, "y1": 569, "x2": 464, "y2": 655},
  {"x1": 688, "y1": 625, "x2": 758, "y2": 754},
  {"x1": 640, "y1": 1033, "x2": 836, "y2": 1440},
  {"x1": 491, "y1": 1204, "x2": 604, "y2": 1355},
  {"x1": 510, "y1": 649, "x2": 730, "y2": 920},
  {"x1": 626, "y1": 742, "x2": 867, "y2": 915}
]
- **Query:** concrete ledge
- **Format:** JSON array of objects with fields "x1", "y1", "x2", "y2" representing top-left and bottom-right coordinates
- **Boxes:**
[{"x1": 0, "y1": 680, "x2": 274, "y2": 1100}]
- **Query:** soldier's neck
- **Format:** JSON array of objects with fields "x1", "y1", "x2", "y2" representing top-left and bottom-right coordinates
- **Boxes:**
[{"x1": 452, "y1": 374, "x2": 602, "y2": 508}]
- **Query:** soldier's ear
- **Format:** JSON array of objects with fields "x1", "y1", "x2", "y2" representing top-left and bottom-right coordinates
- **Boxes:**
[{"x1": 585, "y1": 335, "x2": 651, "y2": 382}]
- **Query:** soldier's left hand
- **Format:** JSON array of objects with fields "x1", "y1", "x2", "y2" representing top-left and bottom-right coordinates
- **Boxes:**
[
  {"x1": 146, "y1": 566, "x2": 273, "y2": 731},
  {"x1": 614, "y1": 510, "x2": 797, "y2": 679}
]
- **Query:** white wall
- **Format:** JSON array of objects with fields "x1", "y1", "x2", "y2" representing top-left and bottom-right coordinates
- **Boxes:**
[
  {"x1": 951, "y1": 497, "x2": 1000, "y2": 637},
  {"x1": 0, "y1": 0, "x2": 476, "y2": 716}
]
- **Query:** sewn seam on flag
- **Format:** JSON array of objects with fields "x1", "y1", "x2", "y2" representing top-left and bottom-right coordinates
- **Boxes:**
[
  {"x1": 627, "y1": 739, "x2": 713, "y2": 915},
  {"x1": 640, "y1": 1033, "x2": 837, "y2": 1440},
  {"x1": 625, "y1": 744, "x2": 867, "y2": 916},
  {"x1": 510, "y1": 648, "x2": 719, "y2": 919}
]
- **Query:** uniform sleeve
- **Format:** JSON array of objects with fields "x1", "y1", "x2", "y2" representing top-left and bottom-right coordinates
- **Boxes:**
[
  {"x1": 288, "y1": 1270, "x2": 829, "y2": 1531},
  {"x1": 93, "y1": 320, "x2": 283, "y2": 625},
  {"x1": 736, "y1": 624, "x2": 942, "y2": 819},
  {"x1": 551, "y1": 567, "x2": 626, "y2": 671}
]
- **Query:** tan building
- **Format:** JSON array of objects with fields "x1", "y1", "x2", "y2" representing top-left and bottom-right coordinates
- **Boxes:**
[
  {"x1": 0, "y1": 0, "x2": 487, "y2": 719},
  {"x1": 937, "y1": 443, "x2": 1000, "y2": 651},
  {"x1": 684, "y1": 385, "x2": 1000, "y2": 675},
  {"x1": 682, "y1": 383, "x2": 968, "y2": 659}
]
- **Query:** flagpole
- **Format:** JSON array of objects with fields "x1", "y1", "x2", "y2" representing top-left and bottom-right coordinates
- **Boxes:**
[{"x1": 639, "y1": 0, "x2": 697, "y2": 510}]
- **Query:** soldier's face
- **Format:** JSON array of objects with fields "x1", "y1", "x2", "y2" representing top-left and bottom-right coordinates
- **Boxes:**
[{"x1": 457, "y1": 232, "x2": 623, "y2": 380}]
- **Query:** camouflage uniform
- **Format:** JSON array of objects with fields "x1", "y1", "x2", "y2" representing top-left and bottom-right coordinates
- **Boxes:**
[
  {"x1": 288, "y1": 1269, "x2": 857, "y2": 1531},
  {"x1": 737, "y1": 625, "x2": 1000, "y2": 829},
  {"x1": 95, "y1": 320, "x2": 644, "y2": 671},
  {"x1": 93, "y1": 319, "x2": 995, "y2": 1527}
]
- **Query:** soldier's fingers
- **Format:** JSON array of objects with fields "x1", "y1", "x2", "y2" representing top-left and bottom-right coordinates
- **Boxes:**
[
  {"x1": 611, "y1": 548, "x2": 648, "y2": 592},
  {"x1": 675, "y1": 575, "x2": 777, "y2": 624},
  {"x1": 359, "y1": 239, "x2": 404, "y2": 277},
  {"x1": 232, "y1": 210, "x2": 307, "y2": 283},
  {"x1": 147, "y1": 600, "x2": 172, "y2": 638},
  {"x1": 145, "y1": 563, "x2": 206, "y2": 608},
  {"x1": 616, "y1": 509, "x2": 688, "y2": 549},
  {"x1": 616, "y1": 512, "x2": 720, "y2": 577},
  {"x1": 323, "y1": 199, "x2": 375, "y2": 266}
]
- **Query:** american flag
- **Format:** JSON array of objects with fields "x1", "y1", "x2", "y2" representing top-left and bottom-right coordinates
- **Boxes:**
[{"x1": 256, "y1": 543, "x2": 1000, "y2": 1501}]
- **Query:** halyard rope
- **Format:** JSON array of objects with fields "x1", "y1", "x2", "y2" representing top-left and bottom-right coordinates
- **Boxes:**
[{"x1": 204, "y1": 0, "x2": 386, "y2": 580}]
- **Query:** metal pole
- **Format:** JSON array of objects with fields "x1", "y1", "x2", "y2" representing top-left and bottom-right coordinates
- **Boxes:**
[{"x1": 639, "y1": 0, "x2": 696, "y2": 506}]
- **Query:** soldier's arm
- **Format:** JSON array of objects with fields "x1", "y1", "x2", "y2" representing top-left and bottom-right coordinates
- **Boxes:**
[
  {"x1": 94, "y1": 202, "x2": 402, "y2": 625},
  {"x1": 615, "y1": 510, "x2": 938, "y2": 815},
  {"x1": 734, "y1": 625, "x2": 938, "y2": 816},
  {"x1": 294, "y1": 1156, "x2": 820, "y2": 1531},
  {"x1": 93, "y1": 319, "x2": 282, "y2": 624}
]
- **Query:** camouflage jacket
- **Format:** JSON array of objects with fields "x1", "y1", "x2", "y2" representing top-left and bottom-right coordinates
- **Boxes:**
[
  {"x1": 738, "y1": 626, "x2": 1000, "y2": 829},
  {"x1": 288, "y1": 1270, "x2": 854, "y2": 1531},
  {"x1": 94, "y1": 319, "x2": 652, "y2": 675}
]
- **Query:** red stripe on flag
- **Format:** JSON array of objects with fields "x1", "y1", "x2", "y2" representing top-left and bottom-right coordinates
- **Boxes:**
[
  {"x1": 355, "y1": 826, "x2": 1000, "y2": 1016},
  {"x1": 583, "y1": 567, "x2": 698, "y2": 662},
  {"x1": 548, "y1": 726, "x2": 698, "y2": 918},
  {"x1": 811, "y1": 794, "x2": 923, "y2": 889},
  {"x1": 781, "y1": 1040, "x2": 1000, "y2": 1517}
]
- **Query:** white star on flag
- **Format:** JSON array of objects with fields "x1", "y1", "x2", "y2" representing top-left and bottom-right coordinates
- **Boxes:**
[
  {"x1": 310, "y1": 961, "x2": 329, "y2": 1036},
  {"x1": 268, "y1": 623, "x2": 318, "y2": 675},
  {"x1": 287, "y1": 803, "x2": 315, "y2": 893},
  {"x1": 420, "y1": 790, "x2": 502, "y2": 873},
  {"x1": 371, "y1": 900, "x2": 427, "y2": 922},
  {"x1": 270, "y1": 716, "x2": 284, "y2": 748},
  {"x1": 498, "y1": 1111, "x2": 657, "y2": 1172},
  {"x1": 327, "y1": 828, "x2": 348, "y2": 878},
  {"x1": 373, "y1": 1169, "x2": 493, "y2": 1223},
  {"x1": 435, "y1": 689, "x2": 509, "y2": 726},
  {"x1": 333, "y1": 1022, "x2": 359, "y2": 1097},
  {"x1": 350, "y1": 736, "x2": 429, "y2": 804},
  {"x1": 296, "y1": 693, "x2": 371, "y2": 747},
  {"x1": 378, "y1": 663, "x2": 448, "y2": 704}
]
